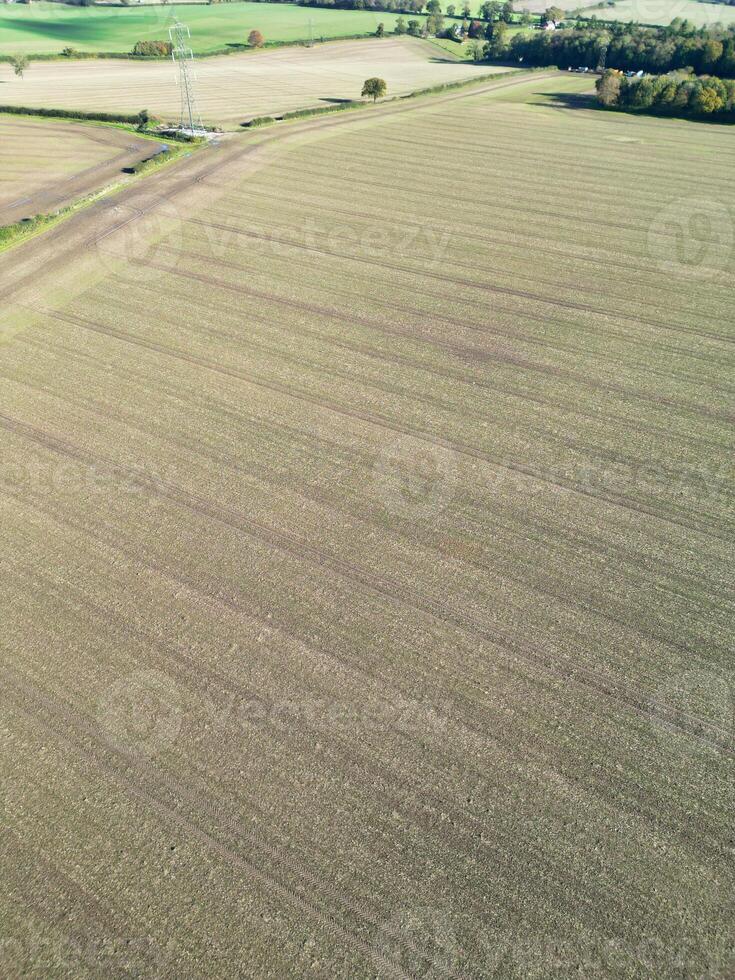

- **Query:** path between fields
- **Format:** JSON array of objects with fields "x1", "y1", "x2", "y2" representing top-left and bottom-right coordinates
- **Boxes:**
[
  {"x1": 0, "y1": 70, "x2": 560, "y2": 306},
  {"x1": 0, "y1": 118, "x2": 166, "y2": 226}
]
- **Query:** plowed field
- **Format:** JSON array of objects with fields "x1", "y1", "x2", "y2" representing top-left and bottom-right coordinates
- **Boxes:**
[{"x1": 0, "y1": 73, "x2": 732, "y2": 977}]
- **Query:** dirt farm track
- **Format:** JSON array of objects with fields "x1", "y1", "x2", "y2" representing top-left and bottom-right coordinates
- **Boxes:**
[{"x1": 0, "y1": 70, "x2": 733, "y2": 977}]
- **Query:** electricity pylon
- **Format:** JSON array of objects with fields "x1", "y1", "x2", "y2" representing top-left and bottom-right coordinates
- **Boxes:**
[{"x1": 169, "y1": 19, "x2": 205, "y2": 136}]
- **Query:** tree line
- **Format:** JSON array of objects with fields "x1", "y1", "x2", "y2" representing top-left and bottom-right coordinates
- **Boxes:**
[
  {"x1": 503, "y1": 22, "x2": 735, "y2": 78},
  {"x1": 299, "y1": 0, "x2": 428, "y2": 11},
  {"x1": 597, "y1": 68, "x2": 735, "y2": 119},
  {"x1": 287, "y1": 0, "x2": 537, "y2": 20}
]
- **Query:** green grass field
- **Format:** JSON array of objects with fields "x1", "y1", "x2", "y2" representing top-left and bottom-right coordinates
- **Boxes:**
[
  {"x1": 0, "y1": 72, "x2": 732, "y2": 976},
  {"x1": 3, "y1": 0, "x2": 730, "y2": 61},
  {"x1": 0, "y1": 1, "x2": 414, "y2": 56}
]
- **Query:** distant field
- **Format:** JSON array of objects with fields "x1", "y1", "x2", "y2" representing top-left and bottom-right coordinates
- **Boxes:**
[
  {"x1": 0, "y1": 71, "x2": 732, "y2": 977},
  {"x1": 578, "y1": 0, "x2": 735, "y2": 26},
  {"x1": 0, "y1": 37, "x2": 503, "y2": 128},
  {"x1": 1, "y1": 0, "x2": 730, "y2": 62},
  {"x1": 515, "y1": 0, "x2": 735, "y2": 25},
  {"x1": 518, "y1": 0, "x2": 600, "y2": 8},
  {"x1": 0, "y1": 1, "x2": 415, "y2": 56},
  {"x1": 0, "y1": 114, "x2": 154, "y2": 224}
]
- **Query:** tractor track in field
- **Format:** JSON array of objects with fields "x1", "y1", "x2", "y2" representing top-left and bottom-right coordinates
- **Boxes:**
[
  {"x1": 27, "y1": 304, "x2": 734, "y2": 543},
  {"x1": 1, "y1": 663, "x2": 609, "y2": 970},
  {"x1": 6, "y1": 337, "x2": 730, "y2": 616},
  {"x1": 148, "y1": 226, "x2": 735, "y2": 428},
  {"x1": 107, "y1": 286, "x2": 732, "y2": 469},
  {"x1": 139, "y1": 226, "x2": 733, "y2": 418},
  {"x1": 201, "y1": 189, "x2": 735, "y2": 343},
  {"x1": 171, "y1": 295, "x2": 734, "y2": 447},
  {"x1": 2, "y1": 636, "x2": 478, "y2": 980},
  {"x1": 1, "y1": 407, "x2": 732, "y2": 762},
  {"x1": 1, "y1": 669, "x2": 427, "y2": 980},
  {"x1": 2, "y1": 495, "x2": 732, "y2": 880},
  {"x1": 10, "y1": 555, "x2": 672, "y2": 904},
  {"x1": 6, "y1": 349, "x2": 731, "y2": 661},
  {"x1": 82, "y1": 280, "x2": 728, "y2": 456},
  {"x1": 1, "y1": 510, "x2": 729, "y2": 869},
  {"x1": 267, "y1": 148, "x2": 734, "y2": 288},
  {"x1": 69, "y1": 254, "x2": 732, "y2": 463},
  {"x1": 162, "y1": 235, "x2": 735, "y2": 344},
  {"x1": 80, "y1": 285, "x2": 723, "y2": 468},
  {"x1": 4, "y1": 356, "x2": 732, "y2": 672}
]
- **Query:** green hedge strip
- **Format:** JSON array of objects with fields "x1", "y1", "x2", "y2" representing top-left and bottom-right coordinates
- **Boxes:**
[
  {"x1": 0, "y1": 104, "x2": 148, "y2": 124},
  {"x1": 243, "y1": 67, "x2": 548, "y2": 127}
]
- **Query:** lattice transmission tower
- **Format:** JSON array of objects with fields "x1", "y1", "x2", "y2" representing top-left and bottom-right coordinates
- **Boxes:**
[{"x1": 169, "y1": 19, "x2": 206, "y2": 136}]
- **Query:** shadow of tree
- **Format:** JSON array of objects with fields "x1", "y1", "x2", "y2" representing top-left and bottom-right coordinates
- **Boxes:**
[{"x1": 540, "y1": 91, "x2": 598, "y2": 110}]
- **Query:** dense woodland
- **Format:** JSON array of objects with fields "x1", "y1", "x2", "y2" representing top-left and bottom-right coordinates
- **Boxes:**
[
  {"x1": 596, "y1": 68, "x2": 735, "y2": 118},
  {"x1": 505, "y1": 22, "x2": 735, "y2": 77}
]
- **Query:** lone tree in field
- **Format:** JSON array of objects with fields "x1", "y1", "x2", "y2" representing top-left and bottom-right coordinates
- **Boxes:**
[
  {"x1": 11, "y1": 55, "x2": 29, "y2": 79},
  {"x1": 376, "y1": 22, "x2": 385, "y2": 37},
  {"x1": 248, "y1": 30, "x2": 265, "y2": 48},
  {"x1": 362, "y1": 77, "x2": 387, "y2": 103}
]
